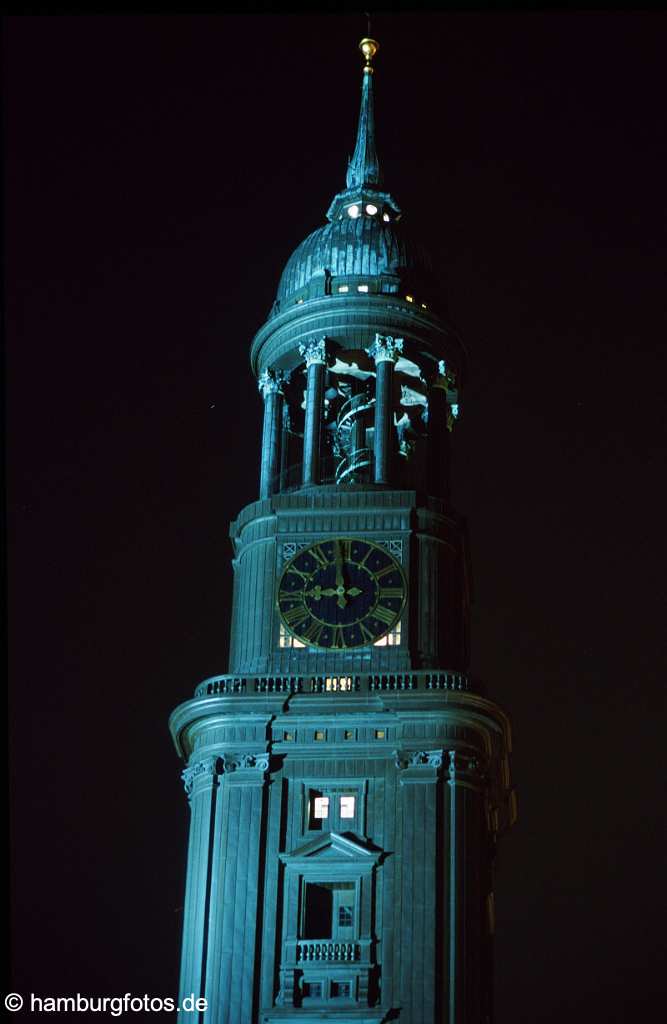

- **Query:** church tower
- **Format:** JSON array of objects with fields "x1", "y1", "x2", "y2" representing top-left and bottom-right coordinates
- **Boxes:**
[{"x1": 170, "y1": 37, "x2": 515, "y2": 1024}]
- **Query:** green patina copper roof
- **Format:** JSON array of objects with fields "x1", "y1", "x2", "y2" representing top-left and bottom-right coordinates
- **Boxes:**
[
  {"x1": 275, "y1": 217, "x2": 434, "y2": 302},
  {"x1": 272, "y1": 39, "x2": 440, "y2": 313}
]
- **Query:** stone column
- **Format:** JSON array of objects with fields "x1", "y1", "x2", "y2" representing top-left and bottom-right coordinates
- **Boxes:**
[
  {"x1": 396, "y1": 749, "x2": 442, "y2": 1024},
  {"x1": 203, "y1": 752, "x2": 270, "y2": 1024},
  {"x1": 445, "y1": 749, "x2": 485, "y2": 1024},
  {"x1": 424, "y1": 360, "x2": 451, "y2": 502},
  {"x1": 258, "y1": 369, "x2": 285, "y2": 499},
  {"x1": 367, "y1": 334, "x2": 403, "y2": 485},
  {"x1": 299, "y1": 338, "x2": 327, "y2": 486},
  {"x1": 177, "y1": 756, "x2": 221, "y2": 1020}
]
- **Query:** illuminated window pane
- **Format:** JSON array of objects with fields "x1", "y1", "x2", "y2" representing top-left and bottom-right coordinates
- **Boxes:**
[
  {"x1": 325, "y1": 676, "x2": 352, "y2": 691},
  {"x1": 365, "y1": 203, "x2": 378, "y2": 215},
  {"x1": 338, "y1": 285, "x2": 349, "y2": 293},
  {"x1": 313, "y1": 797, "x2": 329, "y2": 819},
  {"x1": 405, "y1": 294, "x2": 414, "y2": 303},
  {"x1": 375, "y1": 730, "x2": 386, "y2": 740},
  {"x1": 279, "y1": 623, "x2": 306, "y2": 649},
  {"x1": 344, "y1": 730, "x2": 354, "y2": 740},
  {"x1": 382, "y1": 212, "x2": 390, "y2": 222},
  {"x1": 340, "y1": 796, "x2": 355, "y2": 818},
  {"x1": 348, "y1": 205, "x2": 360, "y2": 218},
  {"x1": 314, "y1": 730, "x2": 326, "y2": 741},
  {"x1": 373, "y1": 620, "x2": 401, "y2": 647}
]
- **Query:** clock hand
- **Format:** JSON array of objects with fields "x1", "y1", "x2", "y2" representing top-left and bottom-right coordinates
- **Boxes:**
[
  {"x1": 335, "y1": 540, "x2": 346, "y2": 608},
  {"x1": 304, "y1": 585, "x2": 363, "y2": 600}
]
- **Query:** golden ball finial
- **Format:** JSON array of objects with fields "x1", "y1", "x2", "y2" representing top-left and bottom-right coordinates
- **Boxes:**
[{"x1": 359, "y1": 37, "x2": 379, "y2": 70}]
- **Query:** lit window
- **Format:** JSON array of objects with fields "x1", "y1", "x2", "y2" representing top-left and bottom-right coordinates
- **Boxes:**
[
  {"x1": 344, "y1": 730, "x2": 354, "y2": 740},
  {"x1": 284, "y1": 731, "x2": 294, "y2": 741},
  {"x1": 314, "y1": 730, "x2": 326, "y2": 741},
  {"x1": 296, "y1": 297, "x2": 304, "y2": 304},
  {"x1": 340, "y1": 796, "x2": 355, "y2": 818},
  {"x1": 348, "y1": 205, "x2": 360, "y2": 218},
  {"x1": 365, "y1": 203, "x2": 378, "y2": 215},
  {"x1": 374, "y1": 620, "x2": 401, "y2": 647},
  {"x1": 382, "y1": 212, "x2": 390, "y2": 222},
  {"x1": 357, "y1": 284, "x2": 369, "y2": 293},
  {"x1": 451, "y1": 403, "x2": 459, "y2": 418},
  {"x1": 405, "y1": 294, "x2": 414, "y2": 303},
  {"x1": 313, "y1": 796, "x2": 329, "y2": 818},
  {"x1": 325, "y1": 676, "x2": 352, "y2": 691},
  {"x1": 338, "y1": 285, "x2": 349, "y2": 293},
  {"x1": 375, "y1": 730, "x2": 386, "y2": 740},
  {"x1": 279, "y1": 623, "x2": 305, "y2": 648},
  {"x1": 421, "y1": 302, "x2": 428, "y2": 309}
]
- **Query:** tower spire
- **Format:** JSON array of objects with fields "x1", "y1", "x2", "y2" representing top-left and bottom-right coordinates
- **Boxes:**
[{"x1": 346, "y1": 37, "x2": 381, "y2": 189}]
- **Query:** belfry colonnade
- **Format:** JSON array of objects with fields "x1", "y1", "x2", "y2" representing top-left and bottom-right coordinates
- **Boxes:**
[{"x1": 257, "y1": 333, "x2": 457, "y2": 495}]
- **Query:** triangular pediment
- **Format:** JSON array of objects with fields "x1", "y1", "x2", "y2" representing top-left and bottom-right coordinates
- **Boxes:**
[{"x1": 280, "y1": 832, "x2": 380, "y2": 864}]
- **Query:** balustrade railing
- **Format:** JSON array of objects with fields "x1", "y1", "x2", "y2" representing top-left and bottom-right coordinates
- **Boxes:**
[
  {"x1": 297, "y1": 941, "x2": 359, "y2": 962},
  {"x1": 195, "y1": 670, "x2": 473, "y2": 698}
]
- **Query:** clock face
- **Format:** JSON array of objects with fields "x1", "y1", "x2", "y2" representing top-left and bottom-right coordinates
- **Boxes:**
[{"x1": 277, "y1": 538, "x2": 406, "y2": 649}]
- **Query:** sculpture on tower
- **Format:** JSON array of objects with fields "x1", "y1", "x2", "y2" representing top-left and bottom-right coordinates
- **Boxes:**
[{"x1": 170, "y1": 36, "x2": 515, "y2": 1024}]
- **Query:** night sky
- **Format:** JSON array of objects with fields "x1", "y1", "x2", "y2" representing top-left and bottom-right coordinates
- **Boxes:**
[{"x1": 6, "y1": 13, "x2": 665, "y2": 1022}]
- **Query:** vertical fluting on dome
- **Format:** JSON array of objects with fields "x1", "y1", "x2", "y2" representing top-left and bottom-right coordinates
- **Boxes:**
[{"x1": 346, "y1": 38, "x2": 381, "y2": 190}]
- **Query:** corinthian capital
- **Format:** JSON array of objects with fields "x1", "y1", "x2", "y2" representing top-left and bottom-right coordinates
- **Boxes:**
[
  {"x1": 298, "y1": 337, "x2": 328, "y2": 367},
  {"x1": 258, "y1": 368, "x2": 286, "y2": 398},
  {"x1": 181, "y1": 755, "x2": 220, "y2": 799},
  {"x1": 367, "y1": 333, "x2": 403, "y2": 364}
]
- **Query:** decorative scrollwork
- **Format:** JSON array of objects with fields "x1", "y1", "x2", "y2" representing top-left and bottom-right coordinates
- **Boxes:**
[
  {"x1": 298, "y1": 337, "x2": 328, "y2": 367},
  {"x1": 366, "y1": 333, "x2": 403, "y2": 364},
  {"x1": 181, "y1": 756, "x2": 220, "y2": 798}
]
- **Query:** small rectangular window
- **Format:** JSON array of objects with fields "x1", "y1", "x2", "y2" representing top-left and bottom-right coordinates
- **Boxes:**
[
  {"x1": 344, "y1": 730, "x2": 355, "y2": 740},
  {"x1": 279, "y1": 622, "x2": 306, "y2": 648},
  {"x1": 338, "y1": 906, "x2": 353, "y2": 927},
  {"x1": 283, "y1": 731, "x2": 294, "y2": 741},
  {"x1": 337, "y1": 285, "x2": 349, "y2": 293},
  {"x1": 314, "y1": 730, "x2": 326, "y2": 741},
  {"x1": 313, "y1": 796, "x2": 329, "y2": 819},
  {"x1": 357, "y1": 284, "x2": 369, "y2": 293},
  {"x1": 375, "y1": 729, "x2": 386, "y2": 740},
  {"x1": 304, "y1": 982, "x2": 322, "y2": 999},
  {"x1": 339, "y1": 795, "x2": 355, "y2": 819},
  {"x1": 331, "y1": 981, "x2": 351, "y2": 998}
]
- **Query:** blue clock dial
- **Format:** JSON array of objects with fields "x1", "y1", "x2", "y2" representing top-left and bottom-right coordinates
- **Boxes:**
[{"x1": 277, "y1": 538, "x2": 406, "y2": 649}]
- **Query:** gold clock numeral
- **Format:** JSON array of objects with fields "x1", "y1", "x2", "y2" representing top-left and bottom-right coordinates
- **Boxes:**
[
  {"x1": 286, "y1": 566, "x2": 310, "y2": 583},
  {"x1": 301, "y1": 620, "x2": 325, "y2": 645},
  {"x1": 309, "y1": 544, "x2": 329, "y2": 569},
  {"x1": 279, "y1": 589, "x2": 303, "y2": 602},
  {"x1": 358, "y1": 546, "x2": 373, "y2": 567},
  {"x1": 282, "y1": 603, "x2": 308, "y2": 625},
  {"x1": 332, "y1": 626, "x2": 346, "y2": 649},
  {"x1": 373, "y1": 604, "x2": 396, "y2": 625},
  {"x1": 375, "y1": 564, "x2": 397, "y2": 580},
  {"x1": 379, "y1": 587, "x2": 403, "y2": 599},
  {"x1": 359, "y1": 622, "x2": 376, "y2": 643}
]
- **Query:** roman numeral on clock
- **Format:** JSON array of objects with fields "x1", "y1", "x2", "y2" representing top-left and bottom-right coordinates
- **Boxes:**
[
  {"x1": 379, "y1": 587, "x2": 403, "y2": 599},
  {"x1": 301, "y1": 620, "x2": 325, "y2": 645},
  {"x1": 309, "y1": 544, "x2": 329, "y2": 568},
  {"x1": 373, "y1": 604, "x2": 396, "y2": 625},
  {"x1": 281, "y1": 603, "x2": 308, "y2": 625}
]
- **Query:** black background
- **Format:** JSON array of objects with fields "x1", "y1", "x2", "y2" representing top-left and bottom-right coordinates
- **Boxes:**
[{"x1": 6, "y1": 13, "x2": 665, "y2": 1022}]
